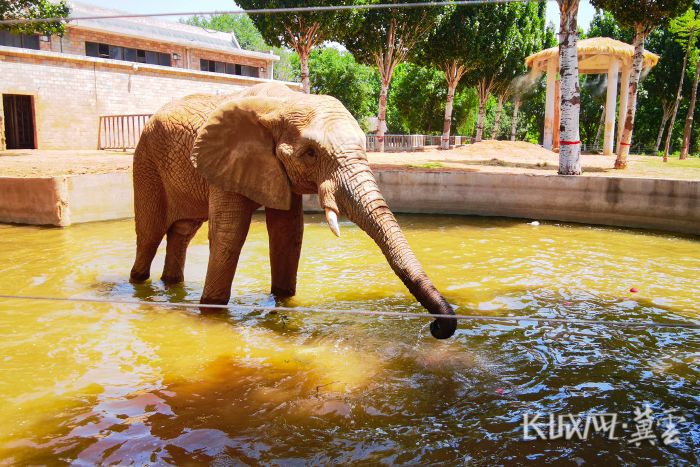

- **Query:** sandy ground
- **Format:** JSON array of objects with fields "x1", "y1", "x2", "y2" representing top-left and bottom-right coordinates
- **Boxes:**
[{"x1": 1, "y1": 141, "x2": 699, "y2": 180}]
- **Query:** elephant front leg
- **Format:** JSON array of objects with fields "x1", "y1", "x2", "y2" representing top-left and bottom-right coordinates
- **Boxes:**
[
  {"x1": 266, "y1": 193, "x2": 304, "y2": 298},
  {"x1": 200, "y1": 188, "x2": 258, "y2": 309}
]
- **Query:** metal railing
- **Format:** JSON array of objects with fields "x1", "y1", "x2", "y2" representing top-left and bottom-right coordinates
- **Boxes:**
[
  {"x1": 98, "y1": 114, "x2": 152, "y2": 150},
  {"x1": 366, "y1": 134, "x2": 470, "y2": 152}
]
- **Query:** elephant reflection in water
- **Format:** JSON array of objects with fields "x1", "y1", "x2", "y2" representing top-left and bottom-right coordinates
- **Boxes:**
[{"x1": 129, "y1": 82, "x2": 456, "y2": 339}]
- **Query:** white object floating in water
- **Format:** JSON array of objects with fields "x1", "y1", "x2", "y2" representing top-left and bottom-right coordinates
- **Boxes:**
[{"x1": 529, "y1": 221, "x2": 540, "y2": 226}]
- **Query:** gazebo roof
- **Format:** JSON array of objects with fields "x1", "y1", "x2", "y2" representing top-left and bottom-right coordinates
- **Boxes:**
[{"x1": 525, "y1": 37, "x2": 660, "y2": 73}]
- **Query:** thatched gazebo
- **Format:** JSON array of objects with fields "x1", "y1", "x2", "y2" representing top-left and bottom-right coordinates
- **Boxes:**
[{"x1": 526, "y1": 37, "x2": 659, "y2": 155}]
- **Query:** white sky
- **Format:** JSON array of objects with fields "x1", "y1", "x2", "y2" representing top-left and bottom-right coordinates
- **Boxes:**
[{"x1": 79, "y1": 0, "x2": 597, "y2": 32}]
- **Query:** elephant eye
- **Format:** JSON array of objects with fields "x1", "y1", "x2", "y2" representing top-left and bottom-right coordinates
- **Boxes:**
[{"x1": 304, "y1": 148, "x2": 316, "y2": 159}]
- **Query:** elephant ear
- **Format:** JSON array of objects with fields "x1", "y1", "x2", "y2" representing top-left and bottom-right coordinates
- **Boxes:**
[{"x1": 192, "y1": 97, "x2": 291, "y2": 210}]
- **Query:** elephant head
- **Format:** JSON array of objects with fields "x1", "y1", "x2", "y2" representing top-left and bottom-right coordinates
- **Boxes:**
[{"x1": 192, "y1": 86, "x2": 457, "y2": 339}]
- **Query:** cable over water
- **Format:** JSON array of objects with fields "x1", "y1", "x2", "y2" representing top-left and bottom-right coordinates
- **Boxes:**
[{"x1": 1, "y1": 294, "x2": 698, "y2": 331}]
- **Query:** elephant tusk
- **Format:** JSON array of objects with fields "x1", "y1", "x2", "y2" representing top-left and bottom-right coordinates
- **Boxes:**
[{"x1": 325, "y1": 208, "x2": 341, "y2": 238}]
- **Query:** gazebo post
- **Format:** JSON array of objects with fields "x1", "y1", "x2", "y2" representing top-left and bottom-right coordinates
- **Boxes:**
[
  {"x1": 603, "y1": 59, "x2": 620, "y2": 155},
  {"x1": 543, "y1": 59, "x2": 557, "y2": 150},
  {"x1": 617, "y1": 63, "x2": 631, "y2": 153}
]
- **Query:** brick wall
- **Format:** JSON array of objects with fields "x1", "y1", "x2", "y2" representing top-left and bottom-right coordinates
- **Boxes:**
[{"x1": 0, "y1": 47, "x2": 296, "y2": 150}]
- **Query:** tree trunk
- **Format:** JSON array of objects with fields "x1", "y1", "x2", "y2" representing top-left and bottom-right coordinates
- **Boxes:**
[
  {"x1": 490, "y1": 94, "x2": 505, "y2": 140},
  {"x1": 616, "y1": 27, "x2": 649, "y2": 169},
  {"x1": 663, "y1": 36, "x2": 691, "y2": 162},
  {"x1": 557, "y1": 0, "x2": 582, "y2": 175},
  {"x1": 680, "y1": 58, "x2": 700, "y2": 160},
  {"x1": 593, "y1": 104, "x2": 605, "y2": 149},
  {"x1": 376, "y1": 78, "x2": 389, "y2": 152},
  {"x1": 299, "y1": 48, "x2": 311, "y2": 94},
  {"x1": 510, "y1": 98, "x2": 521, "y2": 141},
  {"x1": 474, "y1": 77, "x2": 492, "y2": 143},
  {"x1": 441, "y1": 61, "x2": 465, "y2": 150},
  {"x1": 654, "y1": 104, "x2": 672, "y2": 153}
]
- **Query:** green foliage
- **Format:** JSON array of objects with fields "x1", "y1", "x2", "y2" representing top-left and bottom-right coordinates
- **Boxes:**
[
  {"x1": 668, "y1": 7, "x2": 700, "y2": 59},
  {"x1": 184, "y1": 14, "x2": 269, "y2": 52},
  {"x1": 590, "y1": 0, "x2": 693, "y2": 32},
  {"x1": 236, "y1": 0, "x2": 354, "y2": 48},
  {"x1": 386, "y1": 63, "x2": 477, "y2": 135},
  {"x1": 292, "y1": 47, "x2": 379, "y2": 128},
  {"x1": 586, "y1": 9, "x2": 634, "y2": 42},
  {"x1": 0, "y1": 0, "x2": 70, "y2": 35},
  {"x1": 343, "y1": 0, "x2": 441, "y2": 68}
]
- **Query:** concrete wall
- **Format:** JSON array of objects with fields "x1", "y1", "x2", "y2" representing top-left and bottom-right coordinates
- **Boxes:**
[
  {"x1": 0, "y1": 47, "x2": 292, "y2": 150},
  {"x1": 305, "y1": 171, "x2": 700, "y2": 235},
  {"x1": 1, "y1": 170, "x2": 698, "y2": 235}
]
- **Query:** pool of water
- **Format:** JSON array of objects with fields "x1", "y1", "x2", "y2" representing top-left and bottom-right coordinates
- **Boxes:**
[{"x1": 0, "y1": 214, "x2": 698, "y2": 464}]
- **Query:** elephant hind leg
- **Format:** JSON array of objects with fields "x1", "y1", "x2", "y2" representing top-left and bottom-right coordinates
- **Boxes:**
[
  {"x1": 130, "y1": 226, "x2": 166, "y2": 283},
  {"x1": 162, "y1": 219, "x2": 203, "y2": 284}
]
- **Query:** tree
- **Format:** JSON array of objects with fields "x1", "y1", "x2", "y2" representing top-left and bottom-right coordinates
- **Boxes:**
[
  {"x1": 662, "y1": 8, "x2": 700, "y2": 161},
  {"x1": 674, "y1": 7, "x2": 700, "y2": 159},
  {"x1": 591, "y1": 0, "x2": 693, "y2": 168},
  {"x1": 490, "y1": 2, "x2": 550, "y2": 141},
  {"x1": 556, "y1": 0, "x2": 582, "y2": 175},
  {"x1": 458, "y1": 3, "x2": 521, "y2": 143},
  {"x1": 185, "y1": 14, "x2": 269, "y2": 52},
  {"x1": 344, "y1": 0, "x2": 441, "y2": 152},
  {"x1": 301, "y1": 47, "x2": 379, "y2": 128},
  {"x1": 237, "y1": 0, "x2": 354, "y2": 94},
  {"x1": 0, "y1": 0, "x2": 70, "y2": 36},
  {"x1": 415, "y1": 6, "x2": 477, "y2": 149},
  {"x1": 386, "y1": 62, "x2": 475, "y2": 135}
]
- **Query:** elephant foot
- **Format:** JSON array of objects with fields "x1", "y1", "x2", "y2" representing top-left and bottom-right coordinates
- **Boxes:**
[
  {"x1": 271, "y1": 285, "x2": 296, "y2": 299},
  {"x1": 199, "y1": 296, "x2": 229, "y2": 314},
  {"x1": 129, "y1": 270, "x2": 150, "y2": 283},
  {"x1": 161, "y1": 274, "x2": 184, "y2": 285}
]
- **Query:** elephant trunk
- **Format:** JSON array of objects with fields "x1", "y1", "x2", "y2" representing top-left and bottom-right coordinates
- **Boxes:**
[{"x1": 321, "y1": 162, "x2": 457, "y2": 339}]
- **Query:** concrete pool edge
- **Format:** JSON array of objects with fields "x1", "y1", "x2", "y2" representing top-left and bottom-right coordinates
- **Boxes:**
[{"x1": 0, "y1": 170, "x2": 698, "y2": 235}]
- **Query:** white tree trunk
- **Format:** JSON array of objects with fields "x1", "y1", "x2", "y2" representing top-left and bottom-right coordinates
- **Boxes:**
[
  {"x1": 442, "y1": 80, "x2": 458, "y2": 150},
  {"x1": 490, "y1": 95, "x2": 505, "y2": 140},
  {"x1": 510, "y1": 98, "x2": 521, "y2": 141},
  {"x1": 616, "y1": 28, "x2": 648, "y2": 169},
  {"x1": 475, "y1": 97, "x2": 487, "y2": 142},
  {"x1": 557, "y1": 1, "x2": 581, "y2": 175},
  {"x1": 680, "y1": 58, "x2": 700, "y2": 159}
]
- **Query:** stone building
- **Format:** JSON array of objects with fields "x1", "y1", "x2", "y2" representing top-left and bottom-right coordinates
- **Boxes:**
[{"x1": 0, "y1": 2, "x2": 292, "y2": 151}]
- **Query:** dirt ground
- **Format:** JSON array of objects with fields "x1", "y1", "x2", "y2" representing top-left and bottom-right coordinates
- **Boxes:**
[{"x1": 2, "y1": 141, "x2": 700, "y2": 180}]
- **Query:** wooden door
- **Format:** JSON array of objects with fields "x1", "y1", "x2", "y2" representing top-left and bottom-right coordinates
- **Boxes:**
[{"x1": 3, "y1": 94, "x2": 36, "y2": 149}]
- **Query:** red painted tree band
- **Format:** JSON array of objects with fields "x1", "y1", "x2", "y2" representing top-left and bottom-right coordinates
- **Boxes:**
[
  {"x1": 620, "y1": 142, "x2": 631, "y2": 146},
  {"x1": 559, "y1": 140, "x2": 580, "y2": 145}
]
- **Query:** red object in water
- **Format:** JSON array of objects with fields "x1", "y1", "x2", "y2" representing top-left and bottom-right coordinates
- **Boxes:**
[
  {"x1": 495, "y1": 388, "x2": 505, "y2": 395},
  {"x1": 563, "y1": 301, "x2": 572, "y2": 306},
  {"x1": 630, "y1": 287, "x2": 639, "y2": 293}
]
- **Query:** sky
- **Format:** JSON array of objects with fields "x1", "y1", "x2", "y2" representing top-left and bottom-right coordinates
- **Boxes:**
[{"x1": 79, "y1": 0, "x2": 598, "y2": 33}]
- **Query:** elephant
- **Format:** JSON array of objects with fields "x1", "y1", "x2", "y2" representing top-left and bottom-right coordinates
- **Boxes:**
[{"x1": 129, "y1": 82, "x2": 457, "y2": 339}]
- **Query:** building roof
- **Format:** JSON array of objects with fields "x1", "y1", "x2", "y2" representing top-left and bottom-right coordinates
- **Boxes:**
[
  {"x1": 68, "y1": 2, "x2": 278, "y2": 61},
  {"x1": 525, "y1": 37, "x2": 659, "y2": 72}
]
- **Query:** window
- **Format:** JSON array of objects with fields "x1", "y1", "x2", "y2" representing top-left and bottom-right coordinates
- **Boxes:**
[
  {"x1": 0, "y1": 31, "x2": 40, "y2": 50},
  {"x1": 200, "y1": 58, "x2": 260, "y2": 78},
  {"x1": 85, "y1": 42, "x2": 171, "y2": 67}
]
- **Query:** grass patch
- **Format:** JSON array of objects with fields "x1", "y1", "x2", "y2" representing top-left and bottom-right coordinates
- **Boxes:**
[
  {"x1": 407, "y1": 162, "x2": 444, "y2": 169},
  {"x1": 637, "y1": 155, "x2": 700, "y2": 169}
]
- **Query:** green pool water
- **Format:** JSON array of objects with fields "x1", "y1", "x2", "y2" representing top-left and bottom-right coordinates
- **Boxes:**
[{"x1": 0, "y1": 214, "x2": 698, "y2": 464}]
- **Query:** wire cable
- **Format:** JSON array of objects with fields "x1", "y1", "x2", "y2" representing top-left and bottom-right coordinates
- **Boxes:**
[
  {"x1": 0, "y1": 294, "x2": 698, "y2": 331},
  {"x1": 0, "y1": 1, "x2": 534, "y2": 26}
]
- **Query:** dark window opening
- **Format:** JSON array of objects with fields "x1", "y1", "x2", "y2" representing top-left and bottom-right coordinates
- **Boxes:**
[
  {"x1": 85, "y1": 42, "x2": 171, "y2": 67},
  {"x1": 0, "y1": 31, "x2": 40, "y2": 50},
  {"x1": 200, "y1": 58, "x2": 259, "y2": 78},
  {"x1": 3, "y1": 94, "x2": 36, "y2": 150}
]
